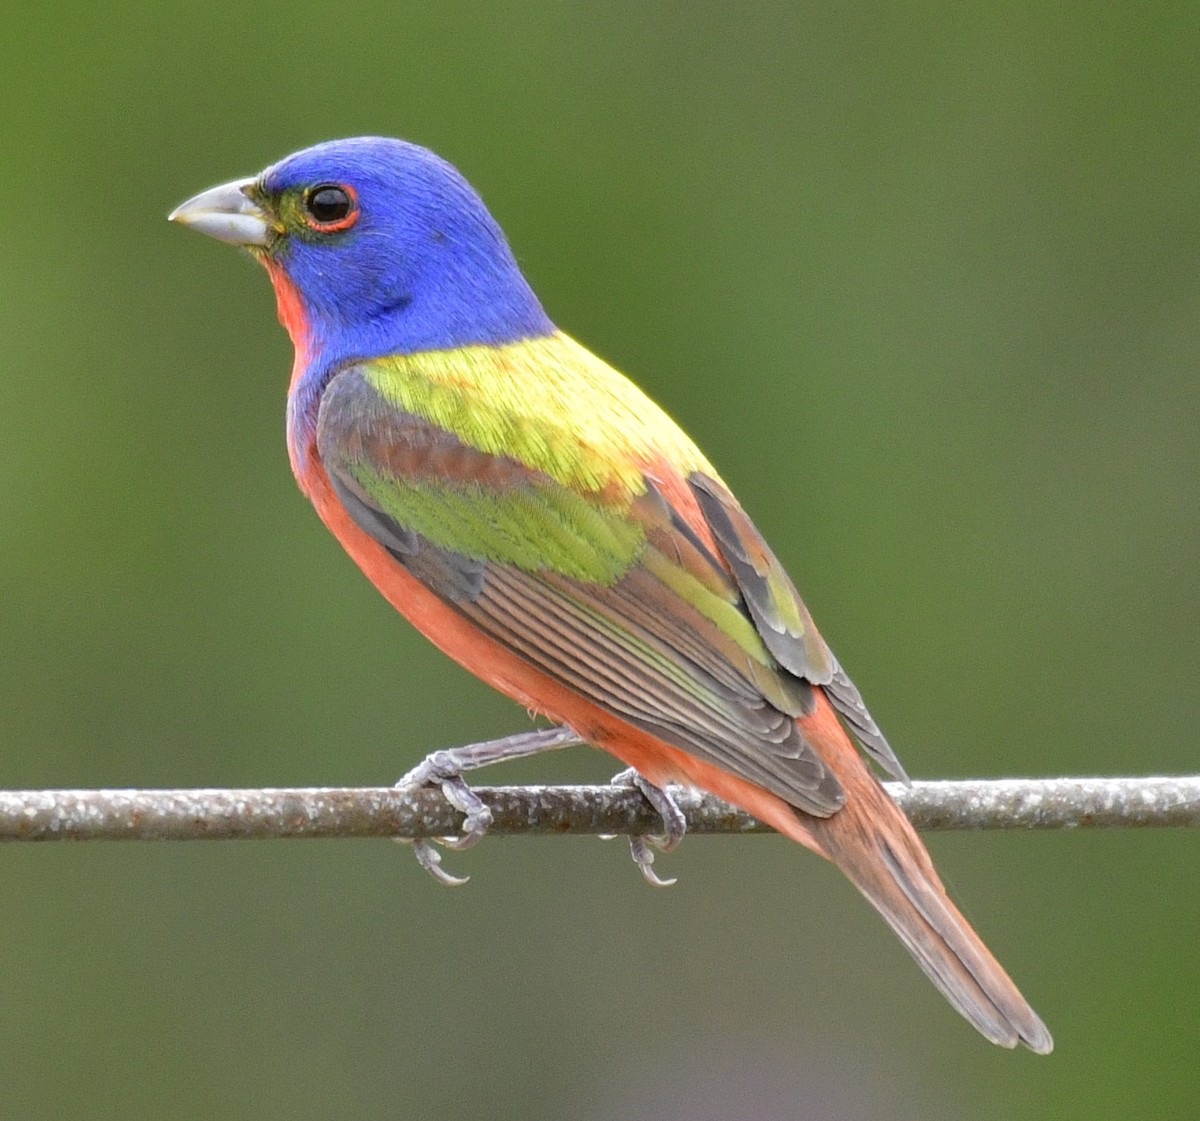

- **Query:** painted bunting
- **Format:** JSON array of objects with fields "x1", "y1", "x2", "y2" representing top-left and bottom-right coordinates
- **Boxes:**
[{"x1": 170, "y1": 137, "x2": 1051, "y2": 1052}]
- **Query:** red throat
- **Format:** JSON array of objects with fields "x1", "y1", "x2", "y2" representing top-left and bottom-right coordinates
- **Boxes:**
[{"x1": 263, "y1": 256, "x2": 313, "y2": 390}]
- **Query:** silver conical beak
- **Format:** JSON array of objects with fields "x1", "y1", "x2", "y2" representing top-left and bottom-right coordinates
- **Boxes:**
[{"x1": 168, "y1": 176, "x2": 271, "y2": 246}]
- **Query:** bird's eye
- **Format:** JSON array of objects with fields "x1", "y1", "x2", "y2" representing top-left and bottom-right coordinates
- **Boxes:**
[{"x1": 302, "y1": 184, "x2": 358, "y2": 231}]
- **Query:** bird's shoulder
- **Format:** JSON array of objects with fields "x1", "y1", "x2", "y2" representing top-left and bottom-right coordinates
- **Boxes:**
[{"x1": 328, "y1": 331, "x2": 713, "y2": 494}]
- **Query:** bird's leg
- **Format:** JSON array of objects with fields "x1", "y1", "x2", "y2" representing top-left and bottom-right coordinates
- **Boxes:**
[
  {"x1": 609, "y1": 767, "x2": 688, "y2": 888},
  {"x1": 396, "y1": 725, "x2": 584, "y2": 885}
]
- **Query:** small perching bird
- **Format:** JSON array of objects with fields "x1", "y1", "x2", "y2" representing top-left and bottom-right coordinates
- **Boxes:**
[{"x1": 171, "y1": 137, "x2": 1051, "y2": 1052}]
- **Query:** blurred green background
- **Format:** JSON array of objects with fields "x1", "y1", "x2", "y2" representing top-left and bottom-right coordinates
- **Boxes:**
[{"x1": 1, "y1": 3, "x2": 1196, "y2": 1117}]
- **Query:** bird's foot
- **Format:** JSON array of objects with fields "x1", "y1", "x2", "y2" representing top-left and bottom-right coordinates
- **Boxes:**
[
  {"x1": 396, "y1": 726, "x2": 583, "y2": 886},
  {"x1": 397, "y1": 750, "x2": 494, "y2": 886},
  {"x1": 609, "y1": 768, "x2": 687, "y2": 887}
]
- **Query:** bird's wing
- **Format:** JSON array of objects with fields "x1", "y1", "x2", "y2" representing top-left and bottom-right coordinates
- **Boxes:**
[
  {"x1": 688, "y1": 473, "x2": 907, "y2": 781},
  {"x1": 317, "y1": 364, "x2": 899, "y2": 814}
]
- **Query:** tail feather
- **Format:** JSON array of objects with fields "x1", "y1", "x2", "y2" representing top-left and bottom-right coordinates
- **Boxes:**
[
  {"x1": 784, "y1": 696, "x2": 1053, "y2": 1053},
  {"x1": 843, "y1": 830, "x2": 1054, "y2": 1053}
]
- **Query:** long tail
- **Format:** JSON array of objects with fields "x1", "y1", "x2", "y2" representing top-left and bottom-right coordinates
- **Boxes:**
[
  {"x1": 815, "y1": 774, "x2": 1052, "y2": 1051},
  {"x1": 586, "y1": 689, "x2": 1052, "y2": 1050},
  {"x1": 786, "y1": 700, "x2": 1053, "y2": 1053}
]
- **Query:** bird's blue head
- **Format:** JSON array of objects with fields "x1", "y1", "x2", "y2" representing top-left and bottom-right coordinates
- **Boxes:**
[{"x1": 171, "y1": 137, "x2": 554, "y2": 362}]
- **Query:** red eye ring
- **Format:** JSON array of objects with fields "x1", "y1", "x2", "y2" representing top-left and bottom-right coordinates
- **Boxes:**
[{"x1": 302, "y1": 182, "x2": 359, "y2": 232}]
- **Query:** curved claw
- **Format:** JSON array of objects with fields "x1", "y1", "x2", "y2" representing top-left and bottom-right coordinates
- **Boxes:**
[
  {"x1": 399, "y1": 837, "x2": 471, "y2": 886},
  {"x1": 628, "y1": 834, "x2": 678, "y2": 887},
  {"x1": 611, "y1": 767, "x2": 688, "y2": 886}
]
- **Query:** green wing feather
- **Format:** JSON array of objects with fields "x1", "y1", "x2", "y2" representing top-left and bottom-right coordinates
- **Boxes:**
[{"x1": 317, "y1": 346, "x2": 904, "y2": 813}]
